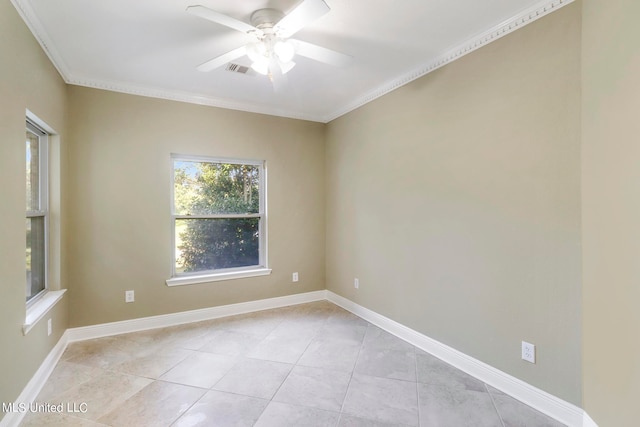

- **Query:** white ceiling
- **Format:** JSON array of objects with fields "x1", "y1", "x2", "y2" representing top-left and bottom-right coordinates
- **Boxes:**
[{"x1": 14, "y1": 0, "x2": 570, "y2": 122}]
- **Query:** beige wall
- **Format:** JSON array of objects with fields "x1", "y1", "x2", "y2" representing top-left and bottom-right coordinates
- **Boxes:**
[
  {"x1": 326, "y1": 3, "x2": 582, "y2": 404},
  {"x1": 12, "y1": 0, "x2": 640, "y2": 421},
  {"x1": 582, "y1": 0, "x2": 640, "y2": 425},
  {"x1": 65, "y1": 86, "x2": 326, "y2": 327},
  {"x1": 0, "y1": 0, "x2": 69, "y2": 413}
]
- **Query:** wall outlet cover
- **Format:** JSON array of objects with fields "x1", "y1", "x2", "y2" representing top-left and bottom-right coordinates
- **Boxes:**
[
  {"x1": 522, "y1": 341, "x2": 535, "y2": 363},
  {"x1": 125, "y1": 290, "x2": 135, "y2": 303}
]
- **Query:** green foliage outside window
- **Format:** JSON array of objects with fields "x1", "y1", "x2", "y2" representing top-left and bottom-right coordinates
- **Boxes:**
[{"x1": 174, "y1": 160, "x2": 261, "y2": 273}]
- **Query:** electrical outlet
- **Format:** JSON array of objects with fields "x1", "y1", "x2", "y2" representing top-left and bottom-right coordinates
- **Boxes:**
[
  {"x1": 354, "y1": 278, "x2": 359, "y2": 289},
  {"x1": 292, "y1": 272, "x2": 299, "y2": 282},
  {"x1": 47, "y1": 318, "x2": 52, "y2": 336},
  {"x1": 125, "y1": 290, "x2": 135, "y2": 303},
  {"x1": 522, "y1": 341, "x2": 535, "y2": 363}
]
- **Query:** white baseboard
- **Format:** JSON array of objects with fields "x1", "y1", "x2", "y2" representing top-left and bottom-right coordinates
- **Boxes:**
[
  {"x1": 325, "y1": 291, "x2": 585, "y2": 427},
  {"x1": 0, "y1": 331, "x2": 69, "y2": 427},
  {"x1": 66, "y1": 290, "x2": 327, "y2": 342},
  {"x1": 583, "y1": 411, "x2": 598, "y2": 427},
  {"x1": 4, "y1": 289, "x2": 596, "y2": 427},
  {"x1": 0, "y1": 290, "x2": 325, "y2": 427}
]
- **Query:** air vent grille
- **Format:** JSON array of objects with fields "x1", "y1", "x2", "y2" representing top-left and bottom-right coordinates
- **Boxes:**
[{"x1": 225, "y1": 63, "x2": 251, "y2": 74}]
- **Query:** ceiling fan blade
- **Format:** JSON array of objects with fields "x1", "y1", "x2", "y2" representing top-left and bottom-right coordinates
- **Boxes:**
[
  {"x1": 187, "y1": 5, "x2": 262, "y2": 36},
  {"x1": 290, "y1": 39, "x2": 352, "y2": 67},
  {"x1": 274, "y1": 0, "x2": 330, "y2": 38},
  {"x1": 196, "y1": 46, "x2": 247, "y2": 72}
]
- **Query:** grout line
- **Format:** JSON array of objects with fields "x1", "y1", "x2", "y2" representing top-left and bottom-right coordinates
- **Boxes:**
[
  {"x1": 167, "y1": 388, "x2": 208, "y2": 427},
  {"x1": 338, "y1": 321, "x2": 369, "y2": 415},
  {"x1": 267, "y1": 361, "x2": 296, "y2": 405},
  {"x1": 486, "y1": 383, "x2": 507, "y2": 427},
  {"x1": 291, "y1": 316, "x2": 328, "y2": 366},
  {"x1": 254, "y1": 308, "x2": 336, "y2": 423}
]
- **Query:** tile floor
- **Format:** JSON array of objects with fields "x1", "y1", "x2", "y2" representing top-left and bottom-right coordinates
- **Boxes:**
[{"x1": 20, "y1": 301, "x2": 565, "y2": 427}]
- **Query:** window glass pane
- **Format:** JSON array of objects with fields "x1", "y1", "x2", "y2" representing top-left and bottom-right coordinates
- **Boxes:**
[
  {"x1": 174, "y1": 160, "x2": 260, "y2": 215},
  {"x1": 26, "y1": 216, "x2": 46, "y2": 301},
  {"x1": 26, "y1": 130, "x2": 40, "y2": 211},
  {"x1": 175, "y1": 218, "x2": 259, "y2": 273}
]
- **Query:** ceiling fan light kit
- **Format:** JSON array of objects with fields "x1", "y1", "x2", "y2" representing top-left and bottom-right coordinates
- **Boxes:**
[
  {"x1": 186, "y1": 0, "x2": 352, "y2": 81},
  {"x1": 274, "y1": 40, "x2": 295, "y2": 63},
  {"x1": 246, "y1": 37, "x2": 296, "y2": 76}
]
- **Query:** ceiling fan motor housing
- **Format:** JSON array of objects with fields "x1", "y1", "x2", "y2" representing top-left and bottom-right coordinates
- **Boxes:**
[{"x1": 250, "y1": 8, "x2": 284, "y2": 33}]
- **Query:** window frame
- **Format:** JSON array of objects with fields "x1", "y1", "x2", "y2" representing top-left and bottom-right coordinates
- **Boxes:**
[
  {"x1": 167, "y1": 154, "x2": 270, "y2": 286},
  {"x1": 25, "y1": 119, "x2": 49, "y2": 307}
]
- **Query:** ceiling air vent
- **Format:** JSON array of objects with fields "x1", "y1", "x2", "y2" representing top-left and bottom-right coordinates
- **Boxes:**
[{"x1": 225, "y1": 63, "x2": 251, "y2": 75}]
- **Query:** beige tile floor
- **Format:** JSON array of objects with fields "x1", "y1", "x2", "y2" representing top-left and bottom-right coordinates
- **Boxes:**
[{"x1": 20, "y1": 301, "x2": 565, "y2": 427}]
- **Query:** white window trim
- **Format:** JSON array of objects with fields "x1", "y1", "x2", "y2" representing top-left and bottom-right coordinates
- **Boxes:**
[
  {"x1": 23, "y1": 289, "x2": 66, "y2": 335},
  {"x1": 168, "y1": 154, "x2": 269, "y2": 284},
  {"x1": 166, "y1": 267, "x2": 271, "y2": 287},
  {"x1": 24, "y1": 111, "x2": 66, "y2": 335},
  {"x1": 26, "y1": 119, "x2": 49, "y2": 307}
]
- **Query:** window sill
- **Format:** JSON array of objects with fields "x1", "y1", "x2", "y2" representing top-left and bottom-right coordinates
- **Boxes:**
[
  {"x1": 166, "y1": 268, "x2": 272, "y2": 287},
  {"x1": 23, "y1": 289, "x2": 67, "y2": 335}
]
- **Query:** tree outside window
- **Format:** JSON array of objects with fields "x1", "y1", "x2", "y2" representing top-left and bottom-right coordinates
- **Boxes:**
[{"x1": 172, "y1": 156, "x2": 266, "y2": 276}]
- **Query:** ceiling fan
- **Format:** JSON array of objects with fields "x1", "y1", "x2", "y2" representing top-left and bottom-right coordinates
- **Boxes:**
[{"x1": 186, "y1": 0, "x2": 352, "y2": 79}]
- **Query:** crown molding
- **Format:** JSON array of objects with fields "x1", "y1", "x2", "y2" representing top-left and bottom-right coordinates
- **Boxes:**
[
  {"x1": 66, "y1": 75, "x2": 323, "y2": 123},
  {"x1": 322, "y1": 0, "x2": 575, "y2": 122},
  {"x1": 12, "y1": 0, "x2": 573, "y2": 124},
  {"x1": 10, "y1": 0, "x2": 72, "y2": 81}
]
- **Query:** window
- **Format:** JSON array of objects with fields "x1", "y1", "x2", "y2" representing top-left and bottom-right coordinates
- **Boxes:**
[
  {"x1": 26, "y1": 120, "x2": 48, "y2": 303},
  {"x1": 169, "y1": 155, "x2": 269, "y2": 285}
]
